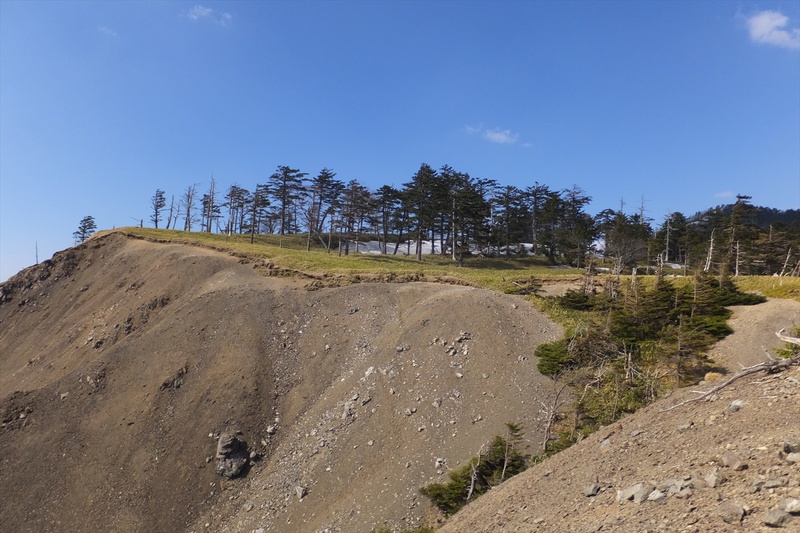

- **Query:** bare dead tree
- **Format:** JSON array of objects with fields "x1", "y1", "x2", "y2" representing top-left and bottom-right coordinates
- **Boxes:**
[
  {"x1": 779, "y1": 248, "x2": 792, "y2": 277},
  {"x1": 703, "y1": 228, "x2": 715, "y2": 272},
  {"x1": 538, "y1": 376, "x2": 569, "y2": 453},
  {"x1": 182, "y1": 184, "x2": 197, "y2": 232},
  {"x1": 466, "y1": 444, "x2": 485, "y2": 501}
]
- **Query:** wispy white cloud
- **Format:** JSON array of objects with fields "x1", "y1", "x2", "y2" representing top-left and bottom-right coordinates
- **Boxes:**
[
  {"x1": 184, "y1": 5, "x2": 232, "y2": 27},
  {"x1": 484, "y1": 128, "x2": 519, "y2": 144},
  {"x1": 466, "y1": 125, "x2": 520, "y2": 144},
  {"x1": 745, "y1": 10, "x2": 800, "y2": 50},
  {"x1": 715, "y1": 191, "x2": 735, "y2": 199},
  {"x1": 97, "y1": 26, "x2": 118, "y2": 38}
]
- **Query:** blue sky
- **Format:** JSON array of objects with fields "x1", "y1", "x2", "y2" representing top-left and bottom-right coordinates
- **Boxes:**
[{"x1": 1, "y1": 0, "x2": 799, "y2": 281}]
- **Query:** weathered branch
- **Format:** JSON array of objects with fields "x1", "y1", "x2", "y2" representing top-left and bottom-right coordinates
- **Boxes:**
[
  {"x1": 466, "y1": 444, "x2": 484, "y2": 501},
  {"x1": 776, "y1": 328, "x2": 800, "y2": 346},
  {"x1": 661, "y1": 331, "x2": 800, "y2": 412}
]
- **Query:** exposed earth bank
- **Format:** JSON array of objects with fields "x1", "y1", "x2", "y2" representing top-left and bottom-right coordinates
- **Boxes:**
[
  {"x1": 1, "y1": 234, "x2": 797, "y2": 532},
  {"x1": 0, "y1": 233, "x2": 564, "y2": 533}
]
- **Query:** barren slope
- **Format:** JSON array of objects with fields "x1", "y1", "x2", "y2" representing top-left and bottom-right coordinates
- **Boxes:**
[
  {"x1": 441, "y1": 300, "x2": 800, "y2": 533},
  {"x1": 0, "y1": 233, "x2": 563, "y2": 533}
]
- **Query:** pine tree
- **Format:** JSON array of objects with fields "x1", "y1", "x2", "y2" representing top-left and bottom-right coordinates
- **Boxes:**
[
  {"x1": 150, "y1": 189, "x2": 166, "y2": 228},
  {"x1": 73, "y1": 215, "x2": 97, "y2": 244},
  {"x1": 268, "y1": 165, "x2": 308, "y2": 241}
]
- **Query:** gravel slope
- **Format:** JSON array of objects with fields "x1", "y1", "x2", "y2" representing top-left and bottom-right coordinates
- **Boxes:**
[{"x1": 0, "y1": 233, "x2": 562, "y2": 533}]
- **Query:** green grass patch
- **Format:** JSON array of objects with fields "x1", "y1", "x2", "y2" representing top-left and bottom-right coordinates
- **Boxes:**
[{"x1": 96, "y1": 228, "x2": 581, "y2": 291}]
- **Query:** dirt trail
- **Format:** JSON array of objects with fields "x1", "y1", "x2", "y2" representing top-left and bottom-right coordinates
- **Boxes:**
[{"x1": 709, "y1": 299, "x2": 800, "y2": 371}]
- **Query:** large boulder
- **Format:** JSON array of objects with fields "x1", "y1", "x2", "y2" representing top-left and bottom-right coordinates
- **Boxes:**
[{"x1": 216, "y1": 432, "x2": 249, "y2": 478}]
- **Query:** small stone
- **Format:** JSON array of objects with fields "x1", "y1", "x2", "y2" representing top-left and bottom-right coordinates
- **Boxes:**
[
  {"x1": 243, "y1": 501, "x2": 254, "y2": 512},
  {"x1": 295, "y1": 486, "x2": 307, "y2": 500},
  {"x1": 266, "y1": 425, "x2": 277, "y2": 435},
  {"x1": 718, "y1": 501, "x2": 744, "y2": 524},
  {"x1": 647, "y1": 490, "x2": 667, "y2": 504},
  {"x1": 786, "y1": 453, "x2": 800, "y2": 464},
  {"x1": 677, "y1": 423, "x2": 693, "y2": 433},
  {"x1": 783, "y1": 498, "x2": 800, "y2": 514},
  {"x1": 584, "y1": 483, "x2": 601, "y2": 497},
  {"x1": 367, "y1": 440, "x2": 374, "y2": 446},
  {"x1": 722, "y1": 452, "x2": 747, "y2": 471},
  {"x1": 705, "y1": 467, "x2": 723, "y2": 488},
  {"x1": 765, "y1": 479, "x2": 786, "y2": 489},
  {"x1": 617, "y1": 482, "x2": 654, "y2": 504},
  {"x1": 728, "y1": 399, "x2": 745, "y2": 412},
  {"x1": 455, "y1": 372, "x2": 464, "y2": 379},
  {"x1": 763, "y1": 508, "x2": 791, "y2": 527},
  {"x1": 432, "y1": 399, "x2": 441, "y2": 408},
  {"x1": 784, "y1": 438, "x2": 800, "y2": 454}
]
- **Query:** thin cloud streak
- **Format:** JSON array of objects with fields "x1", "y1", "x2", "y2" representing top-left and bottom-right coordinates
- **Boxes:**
[
  {"x1": 746, "y1": 10, "x2": 800, "y2": 50},
  {"x1": 184, "y1": 5, "x2": 232, "y2": 27},
  {"x1": 483, "y1": 128, "x2": 519, "y2": 144},
  {"x1": 97, "y1": 26, "x2": 117, "y2": 38},
  {"x1": 466, "y1": 125, "x2": 520, "y2": 144}
]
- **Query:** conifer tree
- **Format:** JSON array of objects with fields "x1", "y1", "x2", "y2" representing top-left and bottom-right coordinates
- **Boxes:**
[
  {"x1": 73, "y1": 215, "x2": 97, "y2": 244},
  {"x1": 150, "y1": 189, "x2": 166, "y2": 228}
]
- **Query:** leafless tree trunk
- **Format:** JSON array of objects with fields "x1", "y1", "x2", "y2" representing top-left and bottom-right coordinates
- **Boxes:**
[
  {"x1": 182, "y1": 184, "x2": 197, "y2": 232},
  {"x1": 466, "y1": 445, "x2": 484, "y2": 500},
  {"x1": 538, "y1": 377, "x2": 569, "y2": 453},
  {"x1": 166, "y1": 195, "x2": 176, "y2": 230},
  {"x1": 205, "y1": 177, "x2": 216, "y2": 233},
  {"x1": 780, "y1": 248, "x2": 792, "y2": 277},
  {"x1": 704, "y1": 229, "x2": 715, "y2": 272}
]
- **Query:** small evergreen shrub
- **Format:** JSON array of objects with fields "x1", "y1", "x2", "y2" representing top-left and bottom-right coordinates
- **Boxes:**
[{"x1": 419, "y1": 424, "x2": 528, "y2": 516}]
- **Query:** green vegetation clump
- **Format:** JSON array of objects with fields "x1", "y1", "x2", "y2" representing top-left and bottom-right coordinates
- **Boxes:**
[
  {"x1": 537, "y1": 272, "x2": 766, "y2": 437},
  {"x1": 419, "y1": 424, "x2": 527, "y2": 516}
]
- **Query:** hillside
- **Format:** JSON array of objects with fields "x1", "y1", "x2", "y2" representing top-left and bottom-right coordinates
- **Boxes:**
[
  {"x1": 0, "y1": 232, "x2": 564, "y2": 532},
  {"x1": 440, "y1": 347, "x2": 800, "y2": 532}
]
